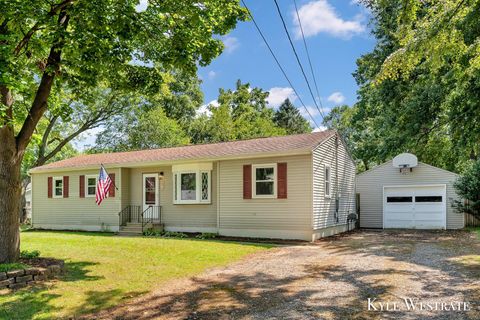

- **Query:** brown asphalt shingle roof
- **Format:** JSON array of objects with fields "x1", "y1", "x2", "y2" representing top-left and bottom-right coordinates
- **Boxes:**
[{"x1": 32, "y1": 131, "x2": 335, "y2": 172}]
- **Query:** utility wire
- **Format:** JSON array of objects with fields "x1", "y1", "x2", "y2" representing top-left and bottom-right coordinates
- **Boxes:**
[
  {"x1": 240, "y1": 0, "x2": 320, "y2": 129},
  {"x1": 272, "y1": 0, "x2": 326, "y2": 123},
  {"x1": 293, "y1": 0, "x2": 326, "y2": 119}
]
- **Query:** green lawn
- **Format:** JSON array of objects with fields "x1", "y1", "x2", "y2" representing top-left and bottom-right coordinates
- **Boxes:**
[{"x1": 0, "y1": 231, "x2": 271, "y2": 319}]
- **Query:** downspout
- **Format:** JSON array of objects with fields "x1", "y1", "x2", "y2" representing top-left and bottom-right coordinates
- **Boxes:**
[
  {"x1": 335, "y1": 135, "x2": 339, "y2": 224},
  {"x1": 216, "y1": 161, "x2": 220, "y2": 232}
]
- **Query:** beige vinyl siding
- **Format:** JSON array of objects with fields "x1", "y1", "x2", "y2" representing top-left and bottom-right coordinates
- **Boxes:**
[
  {"x1": 31, "y1": 169, "x2": 121, "y2": 232},
  {"x1": 356, "y1": 161, "x2": 463, "y2": 229},
  {"x1": 120, "y1": 168, "x2": 130, "y2": 209},
  {"x1": 312, "y1": 135, "x2": 356, "y2": 230},
  {"x1": 218, "y1": 155, "x2": 313, "y2": 240},
  {"x1": 128, "y1": 165, "x2": 217, "y2": 230}
]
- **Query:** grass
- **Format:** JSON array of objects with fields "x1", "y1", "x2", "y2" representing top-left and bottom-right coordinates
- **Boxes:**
[
  {"x1": 467, "y1": 227, "x2": 480, "y2": 239},
  {"x1": 0, "y1": 231, "x2": 272, "y2": 319},
  {"x1": 0, "y1": 263, "x2": 29, "y2": 273}
]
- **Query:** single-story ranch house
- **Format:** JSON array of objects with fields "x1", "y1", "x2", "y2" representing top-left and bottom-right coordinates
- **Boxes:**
[
  {"x1": 30, "y1": 131, "x2": 356, "y2": 241},
  {"x1": 356, "y1": 153, "x2": 464, "y2": 230}
]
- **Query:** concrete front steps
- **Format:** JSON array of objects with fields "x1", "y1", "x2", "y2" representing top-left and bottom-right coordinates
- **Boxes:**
[{"x1": 118, "y1": 222, "x2": 163, "y2": 236}]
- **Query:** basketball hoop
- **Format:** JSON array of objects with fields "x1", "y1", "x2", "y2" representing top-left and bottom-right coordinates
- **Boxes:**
[
  {"x1": 393, "y1": 153, "x2": 418, "y2": 174},
  {"x1": 399, "y1": 167, "x2": 411, "y2": 174}
]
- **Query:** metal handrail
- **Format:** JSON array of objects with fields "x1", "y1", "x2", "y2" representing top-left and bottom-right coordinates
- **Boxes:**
[
  {"x1": 141, "y1": 205, "x2": 162, "y2": 233},
  {"x1": 118, "y1": 205, "x2": 142, "y2": 226}
]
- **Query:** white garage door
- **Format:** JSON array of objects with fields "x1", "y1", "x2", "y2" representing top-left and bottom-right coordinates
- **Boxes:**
[{"x1": 384, "y1": 185, "x2": 446, "y2": 229}]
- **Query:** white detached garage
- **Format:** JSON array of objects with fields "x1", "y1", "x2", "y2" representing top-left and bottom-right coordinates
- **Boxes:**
[{"x1": 357, "y1": 153, "x2": 464, "y2": 230}]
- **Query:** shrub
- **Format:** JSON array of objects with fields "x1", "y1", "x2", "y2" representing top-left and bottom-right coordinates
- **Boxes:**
[
  {"x1": 20, "y1": 250, "x2": 40, "y2": 259},
  {"x1": 161, "y1": 231, "x2": 188, "y2": 238},
  {"x1": 143, "y1": 230, "x2": 188, "y2": 238},
  {"x1": 195, "y1": 232, "x2": 218, "y2": 239},
  {"x1": 0, "y1": 263, "x2": 29, "y2": 272},
  {"x1": 143, "y1": 229, "x2": 162, "y2": 237},
  {"x1": 453, "y1": 160, "x2": 480, "y2": 218}
]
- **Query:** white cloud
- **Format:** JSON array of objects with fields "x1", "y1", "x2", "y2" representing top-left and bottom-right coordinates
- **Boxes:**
[
  {"x1": 222, "y1": 36, "x2": 240, "y2": 54},
  {"x1": 327, "y1": 91, "x2": 345, "y2": 104},
  {"x1": 266, "y1": 87, "x2": 297, "y2": 107},
  {"x1": 312, "y1": 126, "x2": 327, "y2": 132},
  {"x1": 135, "y1": 0, "x2": 148, "y2": 12},
  {"x1": 196, "y1": 99, "x2": 219, "y2": 117},
  {"x1": 207, "y1": 70, "x2": 217, "y2": 80},
  {"x1": 293, "y1": 0, "x2": 365, "y2": 39}
]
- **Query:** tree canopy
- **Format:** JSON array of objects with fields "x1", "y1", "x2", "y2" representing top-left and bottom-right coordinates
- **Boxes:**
[
  {"x1": 0, "y1": 0, "x2": 248, "y2": 262},
  {"x1": 189, "y1": 80, "x2": 311, "y2": 144},
  {"x1": 327, "y1": 0, "x2": 480, "y2": 173}
]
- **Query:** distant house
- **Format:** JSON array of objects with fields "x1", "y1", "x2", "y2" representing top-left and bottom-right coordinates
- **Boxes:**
[
  {"x1": 356, "y1": 153, "x2": 463, "y2": 230},
  {"x1": 25, "y1": 182, "x2": 32, "y2": 220},
  {"x1": 30, "y1": 131, "x2": 356, "y2": 241}
]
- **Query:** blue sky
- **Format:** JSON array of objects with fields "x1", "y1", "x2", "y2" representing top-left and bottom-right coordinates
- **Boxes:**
[
  {"x1": 75, "y1": 0, "x2": 375, "y2": 148},
  {"x1": 197, "y1": 0, "x2": 375, "y2": 129}
]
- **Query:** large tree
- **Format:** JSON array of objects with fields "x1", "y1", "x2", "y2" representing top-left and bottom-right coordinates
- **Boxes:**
[
  {"x1": 329, "y1": 0, "x2": 479, "y2": 173},
  {"x1": 0, "y1": 0, "x2": 247, "y2": 262},
  {"x1": 189, "y1": 80, "x2": 286, "y2": 143},
  {"x1": 273, "y1": 98, "x2": 311, "y2": 134},
  {"x1": 92, "y1": 71, "x2": 202, "y2": 152}
]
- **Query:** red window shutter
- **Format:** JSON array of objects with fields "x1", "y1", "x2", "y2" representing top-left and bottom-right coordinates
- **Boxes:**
[
  {"x1": 277, "y1": 163, "x2": 287, "y2": 199},
  {"x1": 243, "y1": 165, "x2": 252, "y2": 199},
  {"x1": 47, "y1": 177, "x2": 53, "y2": 198},
  {"x1": 63, "y1": 176, "x2": 69, "y2": 198},
  {"x1": 79, "y1": 175, "x2": 85, "y2": 198},
  {"x1": 109, "y1": 173, "x2": 115, "y2": 197}
]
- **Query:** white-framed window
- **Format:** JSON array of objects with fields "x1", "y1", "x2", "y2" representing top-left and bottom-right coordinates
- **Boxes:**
[
  {"x1": 53, "y1": 177, "x2": 63, "y2": 198},
  {"x1": 86, "y1": 175, "x2": 97, "y2": 197},
  {"x1": 252, "y1": 163, "x2": 277, "y2": 198},
  {"x1": 173, "y1": 166, "x2": 211, "y2": 204},
  {"x1": 324, "y1": 165, "x2": 331, "y2": 198}
]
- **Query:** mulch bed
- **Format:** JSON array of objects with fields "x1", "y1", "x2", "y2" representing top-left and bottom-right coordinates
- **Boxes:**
[{"x1": 19, "y1": 257, "x2": 65, "y2": 269}]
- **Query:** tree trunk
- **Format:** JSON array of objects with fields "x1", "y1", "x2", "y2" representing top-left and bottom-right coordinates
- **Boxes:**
[{"x1": 0, "y1": 127, "x2": 21, "y2": 263}]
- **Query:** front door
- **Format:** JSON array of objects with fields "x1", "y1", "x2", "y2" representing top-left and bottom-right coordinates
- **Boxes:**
[{"x1": 143, "y1": 174, "x2": 159, "y2": 213}]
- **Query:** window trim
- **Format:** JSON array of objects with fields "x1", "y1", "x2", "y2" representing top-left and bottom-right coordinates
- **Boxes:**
[
  {"x1": 53, "y1": 177, "x2": 63, "y2": 198},
  {"x1": 324, "y1": 165, "x2": 331, "y2": 198},
  {"x1": 85, "y1": 175, "x2": 97, "y2": 198},
  {"x1": 252, "y1": 163, "x2": 277, "y2": 199},
  {"x1": 173, "y1": 170, "x2": 211, "y2": 205}
]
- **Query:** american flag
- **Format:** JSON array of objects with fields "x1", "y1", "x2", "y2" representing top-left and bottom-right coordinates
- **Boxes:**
[{"x1": 96, "y1": 166, "x2": 112, "y2": 205}]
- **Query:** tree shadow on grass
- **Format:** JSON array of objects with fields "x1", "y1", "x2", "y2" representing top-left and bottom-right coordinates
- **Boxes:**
[
  {"x1": 62, "y1": 261, "x2": 104, "y2": 282},
  {"x1": 0, "y1": 260, "x2": 103, "y2": 320},
  {"x1": 69, "y1": 289, "x2": 147, "y2": 317},
  {"x1": 0, "y1": 285, "x2": 62, "y2": 320}
]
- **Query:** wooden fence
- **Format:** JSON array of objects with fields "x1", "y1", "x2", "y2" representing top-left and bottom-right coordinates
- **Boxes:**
[
  {"x1": 465, "y1": 212, "x2": 480, "y2": 227},
  {"x1": 463, "y1": 200, "x2": 480, "y2": 227}
]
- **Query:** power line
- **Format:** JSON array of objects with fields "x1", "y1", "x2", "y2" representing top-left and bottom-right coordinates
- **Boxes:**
[
  {"x1": 272, "y1": 0, "x2": 326, "y2": 123},
  {"x1": 293, "y1": 0, "x2": 326, "y2": 117},
  {"x1": 240, "y1": 0, "x2": 320, "y2": 129}
]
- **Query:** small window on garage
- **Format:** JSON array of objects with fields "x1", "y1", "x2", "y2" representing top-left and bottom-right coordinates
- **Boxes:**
[
  {"x1": 387, "y1": 196, "x2": 412, "y2": 203},
  {"x1": 415, "y1": 196, "x2": 442, "y2": 202},
  {"x1": 324, "y1": 165, "x2": 331, "y2": 197}
]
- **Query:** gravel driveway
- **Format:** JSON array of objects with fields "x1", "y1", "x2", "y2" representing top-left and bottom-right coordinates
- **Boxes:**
[{"x1": 90, "y1": 230, "x2": 480, "y2": 320}]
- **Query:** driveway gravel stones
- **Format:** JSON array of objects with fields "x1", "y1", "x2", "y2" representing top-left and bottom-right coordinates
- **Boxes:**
[{"x1": 90, "y1": 230, "x2": 480, "y2": 320}]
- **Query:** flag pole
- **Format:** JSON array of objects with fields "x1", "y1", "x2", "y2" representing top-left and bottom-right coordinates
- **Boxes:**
[{"x1": 101, "y1": 163, "x2": 119, "y2": 190}]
